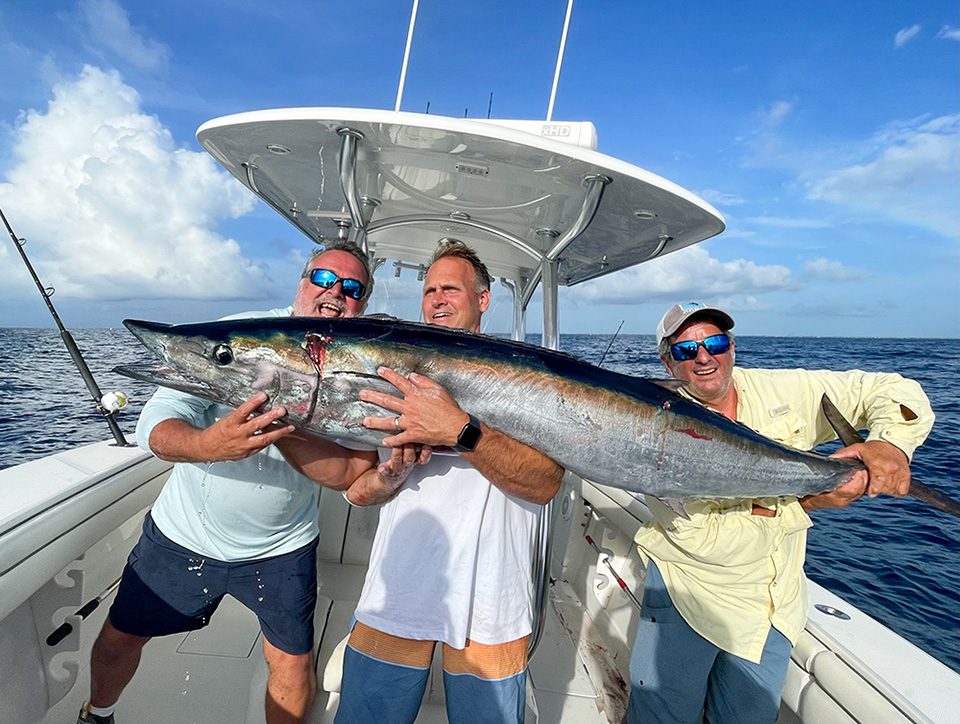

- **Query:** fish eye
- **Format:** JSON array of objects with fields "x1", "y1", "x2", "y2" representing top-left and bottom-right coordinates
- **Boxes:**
[{"x1": 212, "y1": 344, "x2": 233, "y2": 365}]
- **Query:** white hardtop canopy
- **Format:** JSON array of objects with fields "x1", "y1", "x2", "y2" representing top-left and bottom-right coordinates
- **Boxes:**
[{"x1": 197, "y1": 107, "x2": 725, "y2": 329}]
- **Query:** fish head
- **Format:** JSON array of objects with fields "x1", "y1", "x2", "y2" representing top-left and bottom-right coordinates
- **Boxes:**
[{"x1": 117, "y1": 318, "x2": 321, "y2": 424}]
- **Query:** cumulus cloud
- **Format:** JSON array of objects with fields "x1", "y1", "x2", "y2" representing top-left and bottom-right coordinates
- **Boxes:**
[
  {"x1": 0, "y1": 65, "x2": 267, "y2": 301},
  {"x1": 805, "y1": 114, "x2": 960, "y2": 240},
  {"x1": 78, "y1": 0, "x2": 170, "y2": 71},
  {"x1": 894, "y1": 24, "x2": 922, "y2": 48},
  {"x1": 803, "y1": 257, "x2": 867, "y2": 281},
  {"x1": 569, "y1": 245, "x2": 794, "y2": 305},
  {"x1": 937, "y1": 25, "x2": 960, "y2": 41}
]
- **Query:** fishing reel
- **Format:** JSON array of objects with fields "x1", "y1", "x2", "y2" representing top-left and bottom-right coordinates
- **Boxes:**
[{"x1": 98, "y1": 391, "x2": 128, "y2": 414}]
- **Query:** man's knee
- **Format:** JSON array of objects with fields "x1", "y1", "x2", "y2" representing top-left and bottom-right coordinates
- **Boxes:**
[
  {"x1": 94, "y1": 621, "x2": 150, "y2": 659},
  {"x1": 263, "y1": 639, "x2": 315, "y2": 688}
]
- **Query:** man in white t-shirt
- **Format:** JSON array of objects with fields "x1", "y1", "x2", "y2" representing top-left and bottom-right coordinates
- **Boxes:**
[
  {"x1": 334, "y1": 240, "x2": 564, "y2": 724},
  {"x1": 78, "y1": 241, "x2": 380, "y2": 724}
]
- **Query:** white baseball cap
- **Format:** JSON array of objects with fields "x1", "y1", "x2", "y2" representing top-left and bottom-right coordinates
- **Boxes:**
[{"x1": 656, "y1": 301, "x2": 735, "y2": 346}]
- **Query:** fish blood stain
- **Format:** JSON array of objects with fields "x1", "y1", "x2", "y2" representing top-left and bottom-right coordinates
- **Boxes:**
[
  {"x1": 304, "y1": 334, "x2": 331, "y2": 376},
  {"x1": 677, "y1": 428, "x2": 712, "y2": 440}
]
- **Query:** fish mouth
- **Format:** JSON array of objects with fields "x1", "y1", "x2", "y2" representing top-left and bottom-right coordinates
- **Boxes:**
[
  {"x1": 114, "y1": 362, "x2": 214, "y2": 398},
  {"x1": 122, "y1": 319, "x2": 178, "y2": 358},
  {"x1": 118, "y1": 318, "x2": 218, "y2": 397}
]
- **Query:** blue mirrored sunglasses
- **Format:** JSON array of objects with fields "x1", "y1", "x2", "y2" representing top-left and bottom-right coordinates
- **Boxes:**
[
  {"x1": 306, "y1": 268, "x2": 366, "y2": 300},
  {"x1": 669, "y1": 333, "x2": 731, "y2": 361}
]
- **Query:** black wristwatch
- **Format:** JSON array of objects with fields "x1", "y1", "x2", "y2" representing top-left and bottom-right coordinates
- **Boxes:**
[{"x1": 454, "y1": 414, "x2": 483, "y2": 452}]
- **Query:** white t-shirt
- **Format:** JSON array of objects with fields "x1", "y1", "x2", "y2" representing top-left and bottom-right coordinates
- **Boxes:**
[{"x1": 354, "y1": 453, "x2": 541, "y2": 648}]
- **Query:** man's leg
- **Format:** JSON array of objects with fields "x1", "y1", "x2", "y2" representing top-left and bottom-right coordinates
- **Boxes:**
[
  {"x1": 80, "y1": 514, "x2": 227, "y2": 722},
  {"x1": 86, "y1": 621, "x2": 151, "y2": 709},
  {"x1": 704, "y1": 626, "x2": 792, "y2": 724},
  {"x1": 263, "y1": 637, "x2": 316, "y2": 724},
  {"x1": 627, "y1": 560, "x2": 718, "y2": 724},
  {"x1": 441, "y1": 635, "x2": 528, "y2": 724},
  {"x1": 231, "y1": 538, "x2": 319, "y2": 723},
  {"x1": 335, "y1": 622, "x2": 434, "y2": 724}
]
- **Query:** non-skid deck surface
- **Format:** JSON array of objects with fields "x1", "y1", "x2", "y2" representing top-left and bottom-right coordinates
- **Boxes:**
[{"x1": 43, "y1": 563, "x2": 606, "y2": 724}]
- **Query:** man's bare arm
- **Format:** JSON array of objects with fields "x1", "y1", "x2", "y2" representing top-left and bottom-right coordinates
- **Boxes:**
[
  {"x1": 275, "y1": 432, "x2": 378, "y2": 491},
  {"x1": 149, "y1": 392, "x2": 294, "y2": 463},
  {"x1": 342, "y1": 445, "x2": 431, "y2": 506}
]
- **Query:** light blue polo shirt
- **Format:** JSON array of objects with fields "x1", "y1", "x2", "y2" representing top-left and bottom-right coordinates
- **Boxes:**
[{"x1": 138, "y1": 306, "x2": 323, "y2": 561}]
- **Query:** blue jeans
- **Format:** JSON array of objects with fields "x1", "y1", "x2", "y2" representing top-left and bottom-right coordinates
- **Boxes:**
[{"x1": 627, "y1": 560, "x2": 792, "y2": 724}]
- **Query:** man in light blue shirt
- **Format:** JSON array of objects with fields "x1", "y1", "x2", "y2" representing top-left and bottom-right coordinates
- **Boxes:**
[{"x1": 79, "y1": 241, "x2": 377, "y2": 724}]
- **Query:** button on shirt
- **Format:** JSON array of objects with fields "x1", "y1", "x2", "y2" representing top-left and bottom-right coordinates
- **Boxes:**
[{"x1": 634, "y1": 366, "x2": 933, "y2": 663}]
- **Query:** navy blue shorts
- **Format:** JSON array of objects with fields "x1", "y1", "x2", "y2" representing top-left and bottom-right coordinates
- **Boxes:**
[{"x1": 108, "y1": 513, "x2": 318, "y2": 655}]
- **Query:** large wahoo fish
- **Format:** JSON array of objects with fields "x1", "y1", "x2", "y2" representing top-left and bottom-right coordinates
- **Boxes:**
[{"x1": 115, "y1": 315, "x2": 933, "y2": 504}]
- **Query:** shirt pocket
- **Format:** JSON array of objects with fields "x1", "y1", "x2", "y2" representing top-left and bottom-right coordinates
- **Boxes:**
[{"x1": 762, "y1": 409, "x2": 809, "y2": 449}]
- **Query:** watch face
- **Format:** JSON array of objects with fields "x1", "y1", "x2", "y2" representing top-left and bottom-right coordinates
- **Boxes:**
[{"x1": 456, "y1": 416, "x2": 482, "y2": 451}]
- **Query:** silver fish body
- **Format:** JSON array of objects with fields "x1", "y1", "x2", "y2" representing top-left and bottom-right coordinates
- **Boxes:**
[{"x1": 116, "y1": 316, "x2": 859, "y2": 500}]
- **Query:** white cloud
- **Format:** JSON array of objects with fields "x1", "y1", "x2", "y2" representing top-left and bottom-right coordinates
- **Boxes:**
[
  {"x1": 760, "y1": 100, "x2": 793, "y2": 128},
  {"x1": 0, "y1": 65, "x2": 267, "y2": 301},
  {"x1": 803, "y1": 257, "x2": 867, "y2": 281},
  {"x1": 744, "y1": 216, "x2": 832, "y2": 229},
  {"x1": 78, "y1": 0, "x2": 170, "y2": 71},
  {"x1": 697, "y1": 188, "x2": 745, "y2": 207},
  {"x1": 937, "y1": 25, "x2": 960, "y2": 42},
  {"x1": 569, "y1": 245, "x2": 795, "y2": 305},
  {"x1": 806, "y1": 114, "x2": 960, "y2": 240},
  {"x1": 894, "y1": 24, "x2": 922, "y2": 48}
]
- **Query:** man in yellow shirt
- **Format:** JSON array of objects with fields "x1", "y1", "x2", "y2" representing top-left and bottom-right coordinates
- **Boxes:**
[{"x1": 628, "y1": 301, "x2": 934, "y2": 724}]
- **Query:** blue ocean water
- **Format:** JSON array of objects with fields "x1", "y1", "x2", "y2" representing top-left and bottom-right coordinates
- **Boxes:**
[{"x1": 0, "y1": 328, "x2": 958, "y2": 673}]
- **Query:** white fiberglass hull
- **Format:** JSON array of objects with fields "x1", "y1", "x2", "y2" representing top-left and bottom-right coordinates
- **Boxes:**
[{"x1": 1, "y1": 441, "x2": 956, "y2": 723}]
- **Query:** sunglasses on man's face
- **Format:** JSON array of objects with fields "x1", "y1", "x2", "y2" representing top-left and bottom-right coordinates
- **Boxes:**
[
  {"x1": 669, "y1": 333, "x2": 731, "y2": 362},
  {"x1": 306, "y1": 268, "x2": 366, "y2": 300}
]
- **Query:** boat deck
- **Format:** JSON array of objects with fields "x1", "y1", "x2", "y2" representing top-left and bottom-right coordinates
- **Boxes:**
[
  {"x1": 41, "y1": 565, "x2": 615, "y2": 723},
  {"x1": 38, "y1": 481, "x2": 628, "y2": 724}
]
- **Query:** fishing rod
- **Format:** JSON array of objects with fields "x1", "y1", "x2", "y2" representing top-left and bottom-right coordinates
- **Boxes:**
[
  {"x1": 46, "y1": 576, "x2": 123, "y2": 647},
  {"x1": 1, "y1": 206, "x2": 129, "y2": 447},
  {"x1": 597, "y1": 319, "x2": 624, "y2": 367}
]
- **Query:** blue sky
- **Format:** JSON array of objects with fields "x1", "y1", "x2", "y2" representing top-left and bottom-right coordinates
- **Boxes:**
[{"x1": 0, "y1": 0, "x2": 957, "y2": 337}]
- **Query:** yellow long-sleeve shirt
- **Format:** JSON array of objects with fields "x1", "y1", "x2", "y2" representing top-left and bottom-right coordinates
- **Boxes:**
[{"x1": 634, "y1": 366, "x2": 934, "y2": 663}]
